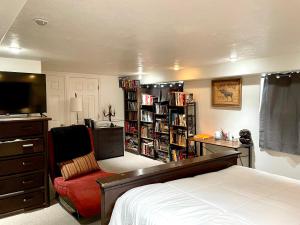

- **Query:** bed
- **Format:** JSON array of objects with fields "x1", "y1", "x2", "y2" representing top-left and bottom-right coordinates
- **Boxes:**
[{"x1": 97, "y1": 151, "x2": 300, "y2": 225}]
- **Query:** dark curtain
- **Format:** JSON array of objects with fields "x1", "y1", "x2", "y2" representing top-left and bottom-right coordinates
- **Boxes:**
[{"x1": 259, "y1": 74, "x2": 300, "y2": 155}]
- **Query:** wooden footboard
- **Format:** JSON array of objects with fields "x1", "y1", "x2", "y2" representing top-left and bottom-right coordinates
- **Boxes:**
[{"x1": 97, "y1": 150, "x2": 240, "y2": 225}]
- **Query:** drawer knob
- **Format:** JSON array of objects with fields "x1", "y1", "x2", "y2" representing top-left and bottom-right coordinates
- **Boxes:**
[
  {"x1": 22, "y1": 180, "x2": 33, "y2": 185},
  {"x1": 23, "y1": 197, "x2": 32, "y2": 202},
  {"x1": 22, "y1": 162, "x2": 32, "y2": 166},
  {"x1": 22, "y1": 144, "x2": 34, "y2": 148}
]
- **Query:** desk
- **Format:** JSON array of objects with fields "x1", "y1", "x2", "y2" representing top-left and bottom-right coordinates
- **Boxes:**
[{"x1": 189, "y1": 137, "x2": 252, "y2": 168}]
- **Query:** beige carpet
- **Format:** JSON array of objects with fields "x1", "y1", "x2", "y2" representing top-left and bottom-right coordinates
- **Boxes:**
[{"x1": 0, "y1": 152, "x2": 162, "y2": 225}]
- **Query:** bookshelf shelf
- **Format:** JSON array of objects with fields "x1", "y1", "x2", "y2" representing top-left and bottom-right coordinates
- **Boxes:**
[
  {"x1": 156, "y1": 148, "x2": 169, "y2": 153},
  {"x1": 140, "y1": 121, "x2": 153, "y2": 124},
  {"x1": 170, "y1": 143, "x2": 186, "y2": 148},
  {"x1": 125, "y1": 132, "x2": 138, "y2": 135},
  {"x1": 126, "y1": 147, "x2": 139, "y2": 153},
  {"x1": 155, "y1": 131, "x2": 169, "y2": 135},
  {"x1": 141, "y1": 137, "x2": 154, "y2": 141},
  {"x1": 170, "y1": 125, "x2": 187, "y2": 129}
]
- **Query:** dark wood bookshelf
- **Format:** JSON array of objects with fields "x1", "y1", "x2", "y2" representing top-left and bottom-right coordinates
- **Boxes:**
[
  {"x1": 121, "y1": 81, "x2": 196, "y2": 163},
  {"x1": 122, "y1": 82, "x2": 140, "y2": 154}
]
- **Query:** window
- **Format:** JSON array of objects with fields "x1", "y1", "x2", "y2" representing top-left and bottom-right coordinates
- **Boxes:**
[{"x1": 259, "y1": 74, "x2": 300, "y2": 155}]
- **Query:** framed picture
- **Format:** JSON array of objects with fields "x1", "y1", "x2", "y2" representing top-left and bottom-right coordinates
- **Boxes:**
[{"x1": 211, "y1": 78, "x2": 242, "y2": 107}]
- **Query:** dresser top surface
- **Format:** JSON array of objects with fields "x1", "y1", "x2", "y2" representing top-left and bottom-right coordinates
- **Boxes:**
[{"x1": 0, "y1": 116, "x2": 51, "y2": 123}]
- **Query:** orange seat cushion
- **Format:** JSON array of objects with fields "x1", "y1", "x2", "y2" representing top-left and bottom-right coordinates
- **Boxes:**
[{"x1": 54, "y1": 170, "x2": 113, "y2": 217}]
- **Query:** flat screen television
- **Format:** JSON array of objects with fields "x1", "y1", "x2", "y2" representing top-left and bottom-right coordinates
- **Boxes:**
[{"x1": 0, "y1": 72, "x2": 46, "y2": 115}]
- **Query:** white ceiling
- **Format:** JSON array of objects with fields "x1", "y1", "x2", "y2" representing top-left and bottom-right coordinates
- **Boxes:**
[{"x1": 1, "y1": 0, "x2": 300, "y2": 76}]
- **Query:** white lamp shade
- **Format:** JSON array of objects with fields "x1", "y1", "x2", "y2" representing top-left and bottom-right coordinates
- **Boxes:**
[{"x1": 70, "y1": 97, "x2": 82, "y2": 112}]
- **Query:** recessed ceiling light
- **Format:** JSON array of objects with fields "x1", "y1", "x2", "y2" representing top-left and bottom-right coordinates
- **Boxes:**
[
  {"x1": 33, "y1": 18, "x2": 48, "y2": 26},
  {"x1": 229, "y1": 55, "x2": 238, "y2": 62}
]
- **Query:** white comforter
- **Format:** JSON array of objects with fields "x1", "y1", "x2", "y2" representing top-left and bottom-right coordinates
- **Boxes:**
[{"x1": 109, "y1": 166, "x2": 300, "y2": 225}]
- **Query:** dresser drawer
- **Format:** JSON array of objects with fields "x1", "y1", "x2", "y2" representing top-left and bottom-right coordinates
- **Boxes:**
[
  {"x1": 0, "y1": 191, "x2": 44, "y2": 214},
  {"x1": 0, "y1": 121, "x2": 43, "y2": 139},
  {"x1": 0, "y1": 139, "x2": 44, "y2": 157},
  {"x1": 0, "y1": 155, "x2": 44, "y2": 176},
  {"x1": 0, "y1": 171, "x2": 44, "y2": 195}
]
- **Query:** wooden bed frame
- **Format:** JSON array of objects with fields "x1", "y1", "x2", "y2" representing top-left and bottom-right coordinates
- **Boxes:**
[{"x1": 97, "y1": 150, "x2": 240, "y2": 225}]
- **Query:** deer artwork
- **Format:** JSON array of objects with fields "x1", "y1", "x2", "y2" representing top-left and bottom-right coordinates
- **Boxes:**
[
  {"x1": 103, "y1": 104, "x2": 116, "y2": 127},
  {"x1": 219, "y1": 88, "x2": 233, "y2": 102}
]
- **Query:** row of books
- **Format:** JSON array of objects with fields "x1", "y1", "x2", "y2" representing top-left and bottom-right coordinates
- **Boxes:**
[
  {"x1": 157, "y1": 150, "x2": 170, "y2": 163},
  {"x1": 171, "y1": 113, "x2": 186, "y2": 127},
  {"x1": 126, "y1": 91, "x2": 137, "y2": 100},
  {"x1": 169, "y1": 92, "x2": 186, "y2": 106},
  {"x1": 155, "y1": 104, "x2": 168, "y2": 115},
  {"x1": 120, "y1": 79, "x2": 140, "y2": 89},
  {"x1": 155, "y1": 119, "x2": 169, "y2": 133},
  {"x1": 141, "y1": 140, "x2": 155, "y2": 157},
  {"x1": 142, "y1": 94, "x2": 154, "y2": 105},
  {"x1": 127, "y1": 111, "x2": 137, "y2": 121},
  {"x1": 141, "y1": 110, "x2": 153, "y2": 123},
  {"x1": 171, "y1": 149, "x2": 187, "y2": 162},
  {"x1": 141, "y1": 124, "x2": 154, "y2": 139},
  {"x1": 124, "y1": 121, "x2": 138, "y2": 134},
  {"x1": 154, "y1": 137, "x2": 169, "y2": 151},
  {"x1": 125, "y1": 134, "x2": 138, "y2": 150},
  {"x1": 170, "y1": 128, "x2": 187, "y2": 147},
  {"x1": 127, "y1": 101, "x2": 137, "y2": 111}
]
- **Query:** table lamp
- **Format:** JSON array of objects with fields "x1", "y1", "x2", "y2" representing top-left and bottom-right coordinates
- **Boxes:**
[{"x1": 70, "y1": 93, "x2": 82, "y2": 124}]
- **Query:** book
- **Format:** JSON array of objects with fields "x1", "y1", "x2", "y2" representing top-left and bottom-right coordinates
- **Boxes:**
[
  {"x1": 171, "y1": 113, "x2": 186, "y2": 127},
  {"x1": 126, "y1": 91, "x2": 137, "y2": 100},
  {"x1": 155, "y1": 103, "x2": 168, "y2": 115},
  {"x1": 171, "y1": 149, "x2": 187, "y2": 161},
  {"x1": 141, "y1": 140, "x2": 155, "y2": 157},
  {"x1": 155, "y1": 119, "x2": 169, "y2": 133},
  {"x1": 169, "y1": 92, "x2": 186, "y2": 106},
  {"x1": 141, "y1": 124, "x2": 154, "y2": 139},
  {"x1": 120, "y1": 79, "x2": 140, "y2": 89},
  {"x1": 142, "y1": 94, "x2": 154, "y2": 105},
  {"x1": 170, "y1": 128, "x2": 187, "y2": 146},
  {"x1": 125, "y1": 121, "x2": 138, "y2": 134},
  {"x1": 127, "y1": 101, "x2": 137, "y2": 111},
  {"x1": 141, "y1": 110, "x2": 153, "y2": 123}
]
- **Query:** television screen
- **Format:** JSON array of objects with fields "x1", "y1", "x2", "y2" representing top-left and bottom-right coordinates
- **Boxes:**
[{"x1": 0, "y1": 72, "x2": 46, "y2": 115}]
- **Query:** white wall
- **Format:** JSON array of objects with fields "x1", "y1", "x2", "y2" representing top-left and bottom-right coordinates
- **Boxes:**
[
  {"x1": 45, "y1": 71, "x2": 124, "y2": 128},
  {"x1": 0, "y1": 57, "x2": 41, "y2": 73},
  {"x1": 185, "y1": 76, "x2": 300, "y2": 180}
]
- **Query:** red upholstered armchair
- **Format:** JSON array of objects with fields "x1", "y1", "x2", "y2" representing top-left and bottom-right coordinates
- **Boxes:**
[{"x1": 48, "y1": 125, "x2": 114, "y2": 218}]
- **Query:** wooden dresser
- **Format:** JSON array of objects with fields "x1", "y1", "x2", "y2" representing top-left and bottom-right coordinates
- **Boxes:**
[
  {"x1": 93, "y1": 126, "x2": 124, "y2": 160},
  {"x1": 0, "y1": 117, "x2": 50, "y2": 217}
]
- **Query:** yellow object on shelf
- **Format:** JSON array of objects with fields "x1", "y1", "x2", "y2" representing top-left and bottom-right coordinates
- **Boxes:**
[{"x1": 194, "y1": 134, "x2": 213, "y2": 140}]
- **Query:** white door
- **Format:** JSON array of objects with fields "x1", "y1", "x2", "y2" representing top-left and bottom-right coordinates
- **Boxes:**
[
  {"x1": 46, "y1": 75, "x2": 65, "y2": 129},
  {"x1": 68, "y1": 77, "x2": 99, "y2": 124}
]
